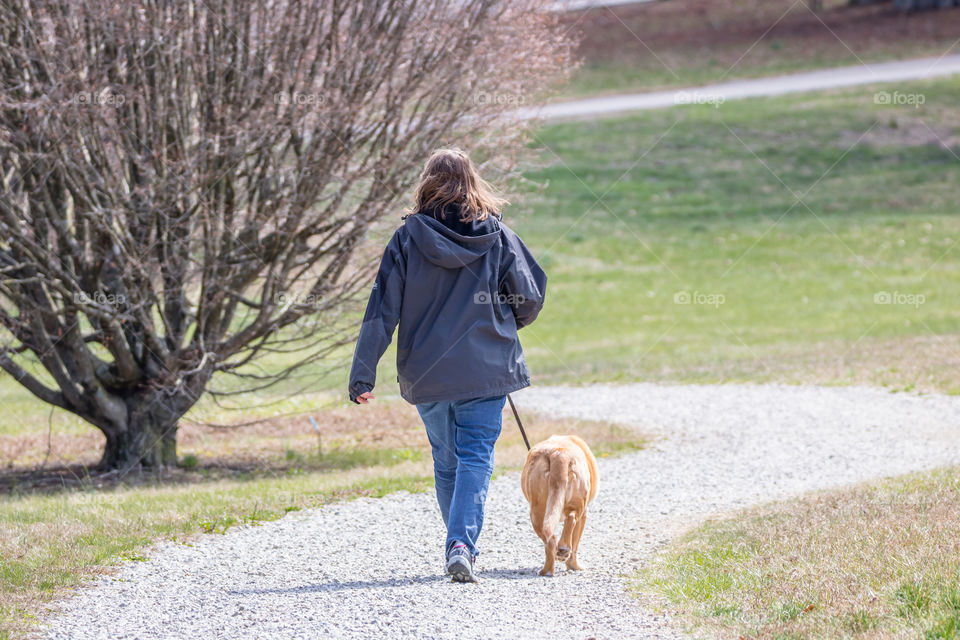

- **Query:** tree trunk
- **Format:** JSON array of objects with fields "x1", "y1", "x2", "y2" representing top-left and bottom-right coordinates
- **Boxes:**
[{"x1": 98, "y1": 391, "x2": 186, "y2": 470}]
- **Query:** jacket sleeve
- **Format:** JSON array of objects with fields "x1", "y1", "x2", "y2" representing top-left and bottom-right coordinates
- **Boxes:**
[
  {"x1": 499, "y1": 226, "x2": 547, "y2": 330},
  {"x1": 348, "y1": 228, "x2": 406, "y2": 403}
]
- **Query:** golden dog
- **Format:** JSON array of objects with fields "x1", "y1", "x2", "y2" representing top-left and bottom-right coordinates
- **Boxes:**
[{"x1": 520, "y1": 435, "x2": 598, "y2": 576}]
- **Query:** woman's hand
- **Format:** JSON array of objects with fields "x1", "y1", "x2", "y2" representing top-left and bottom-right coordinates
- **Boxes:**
[{"x1": 356, "y1": 391, "x2": 375, "y2": 404}]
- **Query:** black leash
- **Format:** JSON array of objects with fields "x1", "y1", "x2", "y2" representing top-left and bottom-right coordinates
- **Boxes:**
[{"x1": 507, "y1": 393, "x2": 531, "y2": 451}]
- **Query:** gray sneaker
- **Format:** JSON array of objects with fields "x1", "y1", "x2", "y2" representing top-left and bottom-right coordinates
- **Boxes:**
[{"x1": 445, "y1": 543, "x2": 477, "y2": 583}]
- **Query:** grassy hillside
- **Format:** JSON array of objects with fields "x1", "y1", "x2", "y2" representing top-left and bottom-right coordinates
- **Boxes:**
[{"x1": 513, "y1": 77, "x2": 960, "y2": 392}]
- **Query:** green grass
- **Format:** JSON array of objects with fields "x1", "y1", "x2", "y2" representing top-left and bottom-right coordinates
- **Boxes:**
[
  {"x1": 512, "y1": 77, "x2": 960, "y2": 392},
  {"x1": 636, "y1": 466, "x2": 960, "y2": 639},
  {"x1": 284, "y1": 445, "x2": 423, "y2": 469}
]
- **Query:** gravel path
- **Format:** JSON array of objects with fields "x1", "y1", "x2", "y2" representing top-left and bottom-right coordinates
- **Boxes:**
[
  {"x1": 521, "y1": 55, "x2": 960, "y2": 120},
  {"x1": 45, "y1": 383, "x2": 960, "y2": 640}
]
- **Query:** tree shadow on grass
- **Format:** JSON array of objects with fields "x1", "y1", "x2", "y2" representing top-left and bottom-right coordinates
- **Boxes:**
[
  {"x1": 0, "y1": 462, "x2": 296, "y2": 495},
  {"x1": 0, "y1": 446, "x2": 422, "y2": 496}
]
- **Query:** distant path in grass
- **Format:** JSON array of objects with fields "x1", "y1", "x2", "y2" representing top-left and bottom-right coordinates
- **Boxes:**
[
  {"x1": 44, "y1": 384, "x2": 960, "y2": 640},
  {"x1": 524, "y1": 54, "x2": 960, "y2": 120}
]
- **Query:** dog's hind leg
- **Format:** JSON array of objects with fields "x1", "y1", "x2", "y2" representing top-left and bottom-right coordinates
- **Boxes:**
[
  {"x1": 566, "y1": 510, "x2": 588, "y2": 571},
  {"x1": 537, "y1": 503, "x2": 559, "y2": 576},
  {"x1": 557, "y1": 512, "x2": 575, "y2": 562},
  {"x1": 539, "y1": 534, "x2": 558, "y2": 577},
  {"x1": 538, "y1": 458, "x2": 568, "y2": 577}
]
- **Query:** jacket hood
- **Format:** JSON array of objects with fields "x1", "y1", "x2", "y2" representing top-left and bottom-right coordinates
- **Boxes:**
[{"x1": 405, "y1": 214, "x2": 501, "y2": 269}]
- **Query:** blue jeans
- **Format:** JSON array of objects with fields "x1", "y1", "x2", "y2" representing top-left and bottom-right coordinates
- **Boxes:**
[{"x1": 416, "y1": 395, "x2": 506, "y2": 559}]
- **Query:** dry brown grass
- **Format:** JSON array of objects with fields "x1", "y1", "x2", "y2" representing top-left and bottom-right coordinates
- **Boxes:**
[
  {"x1": 563, "y1": 0, "x2": 960, "y2": 95},
  {"x1": 639, "y1": 467, "x2": 960, "y2": 639},
  {"x1": 1, "y1": 400, "x2": 421, "y2": 471},
  {"x1": 644, "y1": 334, "x2": 960, "y2": 396}
]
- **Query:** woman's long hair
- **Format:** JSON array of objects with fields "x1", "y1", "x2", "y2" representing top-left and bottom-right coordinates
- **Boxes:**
[{"x1": 409, "y1": 148, "x2": 507, "y2": 222}]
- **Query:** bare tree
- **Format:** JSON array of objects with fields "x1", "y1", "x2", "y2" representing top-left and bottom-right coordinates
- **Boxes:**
[{"x1": 0, "y1": 0, "x2": 570, "y2": 470}]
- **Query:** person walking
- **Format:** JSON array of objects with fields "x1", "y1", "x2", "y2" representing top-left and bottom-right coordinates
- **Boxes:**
[{"x1": 348, "y1": 148, "x2": 547, "y2": 583}]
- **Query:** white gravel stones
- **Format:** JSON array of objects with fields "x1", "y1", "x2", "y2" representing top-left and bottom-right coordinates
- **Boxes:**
[{"x1": 44, "y1": 383, "x2": 960, "y2": 640}]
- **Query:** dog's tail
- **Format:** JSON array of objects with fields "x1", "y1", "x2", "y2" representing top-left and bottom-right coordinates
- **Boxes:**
[{"x1": 541, "y1": 454, "x2": 569, "y2": 541}]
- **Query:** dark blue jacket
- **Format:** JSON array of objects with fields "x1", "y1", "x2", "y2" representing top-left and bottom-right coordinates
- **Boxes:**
[{"x1": 348, "y1": 207, "x2": 546, "y2": 404}]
